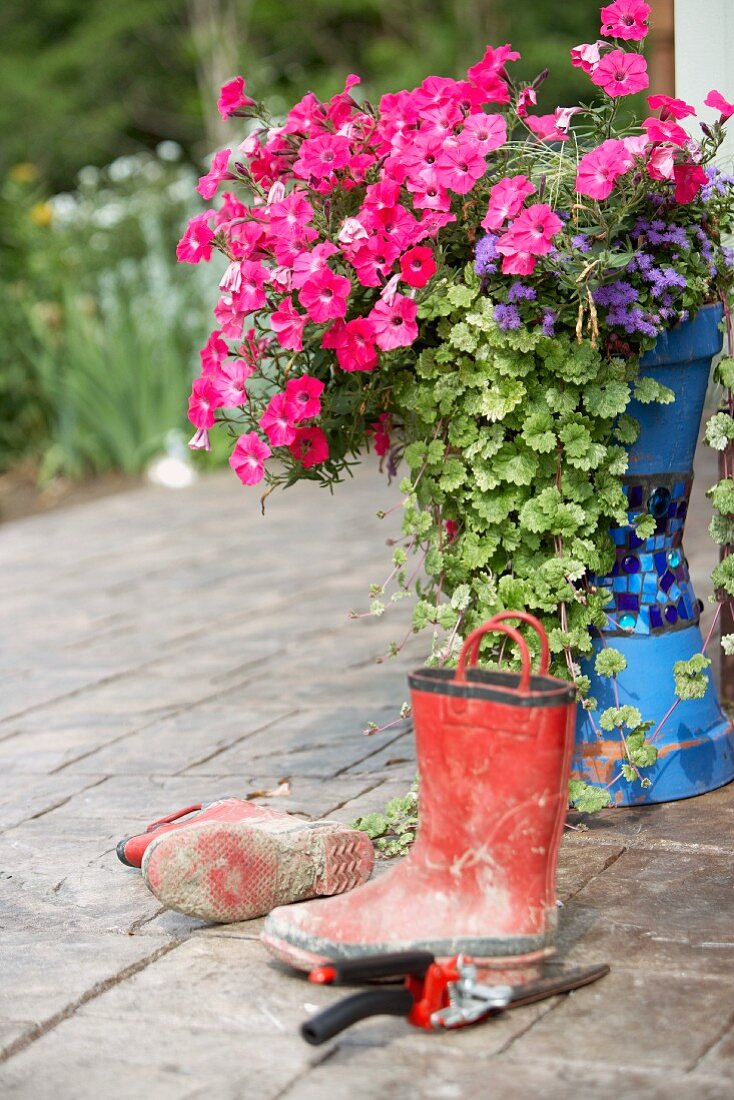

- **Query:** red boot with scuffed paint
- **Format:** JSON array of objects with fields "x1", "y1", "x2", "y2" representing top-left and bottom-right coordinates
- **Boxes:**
[
  {"x1": 141, "y1": 811, "x2": 375, "y2": 924},
  {"x1": 116, "y1": 798, "x2": 287, "y2": 868},
  {"x1": 261, "y1": 613, "x2": 576, "y2": 982}
]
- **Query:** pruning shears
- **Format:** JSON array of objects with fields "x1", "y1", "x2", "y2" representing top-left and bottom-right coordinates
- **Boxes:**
[{"x1": 301, "y1": 951, "x2": 610, "y2": 1045}]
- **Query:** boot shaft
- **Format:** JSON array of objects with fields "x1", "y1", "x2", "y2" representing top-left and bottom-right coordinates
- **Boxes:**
[{"x1": 408, "y1": 615, "x2": 576, "y2": 921}]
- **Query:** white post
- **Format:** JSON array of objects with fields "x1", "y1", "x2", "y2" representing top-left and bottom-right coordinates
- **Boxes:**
[{"x1": 675, "y1": 0, "x2": 734, "y2": 165}]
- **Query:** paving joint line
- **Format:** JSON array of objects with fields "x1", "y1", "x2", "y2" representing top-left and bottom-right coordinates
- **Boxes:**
[
  {"x1": 559, "y1": 845, "x2": 627, "y2": 905},
  {"x1": 174, "y1": 708, "x2": 301, "y2": 776},
  {"x1": 0, "y1": 939, "x2": 185, "y2": 1066},
  {"x1": 685, "y1": 1003, "x2": 734, "y2": 1073},
  {"x1": 332, "y1": 730, "x2": 412, "y2": 778},
  {"x1": 269, "y1": 1042, "x2": 342, "y2": 1099},
  {"x1": 0, "y1": 776, "x2": 109, "y2": 836},
  {"x1": 491, "y1": 995, "x2": 564, "y2": 1058}
]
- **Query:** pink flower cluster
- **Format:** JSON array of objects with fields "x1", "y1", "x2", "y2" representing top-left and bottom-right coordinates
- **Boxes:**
[
  {"x1": 177, "y1": 8, "x2": 734, "y2": 492},
  {"x1": 179, "y1": 49, "x2": 523, "y2": 486},
  {"x1": 567, "y1": 4, "x2": 728, "y2": 206}
]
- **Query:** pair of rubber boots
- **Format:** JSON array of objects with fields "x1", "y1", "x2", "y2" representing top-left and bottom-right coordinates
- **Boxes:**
[{"x1": 123, "y1": 611, "x2": 575, "y2": 981}]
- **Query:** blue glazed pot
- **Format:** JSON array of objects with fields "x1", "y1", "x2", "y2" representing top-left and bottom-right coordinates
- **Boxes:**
[{"x1": 573, "y1": 303, "x2": 734, "y2": 805}]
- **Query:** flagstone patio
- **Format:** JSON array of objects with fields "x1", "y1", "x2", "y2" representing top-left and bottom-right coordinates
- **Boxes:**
[{"x1": 1, "y1": 456, "x2": 733, "y2": 1099}]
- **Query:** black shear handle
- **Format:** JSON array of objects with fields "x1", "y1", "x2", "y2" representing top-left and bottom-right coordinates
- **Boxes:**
[
  {"x1": 317, "y1": 950, "x2": 435, "y2": 985},
  {"x1": 301, "y1": 988, "x2": 414, "y2": 1046}
]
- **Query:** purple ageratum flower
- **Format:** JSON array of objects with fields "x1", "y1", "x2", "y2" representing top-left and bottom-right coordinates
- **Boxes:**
[
  {"x1": 507, "y1": 282, "x2": 537, "y2": 302},
  {"x1": 702, "y1": 165, "x2": 734, "y2": 200},
  {"x1": 593, "y1": 280, "x2": 639, "y2": 309},
  {"x1": 494, "y1": 303, "x2": 522, "y2": 331},
  {"x1": 723, "y1": 247, "x2": 734, "y2": 269},
  {"x1": 475, "y1": 233, "x2": 499, "y2": 275},
  {"x1": 571, "y1": 234, "x2": 591, "y2": 253},
  {"x1": 647, "y1": 266, "x2": 687, "y2": 299},
  {"x1": 605, "y1": 306, "x2": 660, "y2": 338},
  {"x1": 541, "y1": 309, "x2": 556, "y2": 337}
]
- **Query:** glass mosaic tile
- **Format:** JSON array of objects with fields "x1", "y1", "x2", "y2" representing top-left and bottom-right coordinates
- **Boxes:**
[{"x1": 595, "y1": 474, "x2": 698, "y2": 637}]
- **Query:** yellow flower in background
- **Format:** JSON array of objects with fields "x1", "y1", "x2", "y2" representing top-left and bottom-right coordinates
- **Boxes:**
[
  {"x1": 30, "y1": 202, "x2": 53, "y2": 227},
  {"x1": 9, "y1": 163, "x2": 40, "y2": 184}
]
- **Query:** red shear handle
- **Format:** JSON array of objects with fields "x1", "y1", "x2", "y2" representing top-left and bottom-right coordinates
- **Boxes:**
[
  {"x1": 456, "y1": 621, "x2": 532, "y2": 693},
  {"x1": 465, "y1": 611, "x2": 550, "y2": 676}
]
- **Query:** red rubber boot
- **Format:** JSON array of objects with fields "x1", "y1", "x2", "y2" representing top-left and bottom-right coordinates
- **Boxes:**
[
  {"x1": 116, "y1": 798, "x2": 288, "y2": 868},
  {"x1": 261, "y1": 613, "x2": 576, "y2": 980}
]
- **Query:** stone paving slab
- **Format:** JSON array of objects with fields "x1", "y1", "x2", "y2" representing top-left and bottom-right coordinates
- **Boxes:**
[{"x1": 0, "y1": 463, "x2": 733, "y2": 1098}]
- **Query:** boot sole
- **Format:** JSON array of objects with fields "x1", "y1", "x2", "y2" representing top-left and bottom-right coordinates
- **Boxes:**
[
  {"x1": 142, "y1": 820, "x2": 374, "y2": 923},
  {"x1": 260, "y1": 921, "x2": 553, "y2": 976}
]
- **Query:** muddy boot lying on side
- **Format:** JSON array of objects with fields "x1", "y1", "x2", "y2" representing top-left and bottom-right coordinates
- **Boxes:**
[{"x1": 141, "y1": 810, "x2": 375, "y2": 924}]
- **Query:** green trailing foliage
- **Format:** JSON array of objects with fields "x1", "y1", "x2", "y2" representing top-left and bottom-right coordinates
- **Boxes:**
[
  {"x1": 673, "y1": 655, "x2": 712, "y2": 702},
  {"x1": 352, "y1": 782, "x2": 419, "y2": 857}
]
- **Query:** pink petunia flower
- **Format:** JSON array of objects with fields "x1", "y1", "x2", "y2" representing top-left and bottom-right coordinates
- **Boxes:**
[
  {"x1": 188, "y1": 376, "x2": 223, "y2": 429},
  {"x1": 368, "y1": 294, "x2": 419, "y2": 351},
  {"x1": 334, "y1": 318, "x2": 379, "y2": 372},
  {"x1": 600, "y1": 1, "x2": 651, "y2": 41},
  {"x1": 516, "y1": 87, "x2": 538, "y2": 119},
  {"x1": 499, "y1": 250, "x2": 537, "y2": 276},
  {"x1": 291, "y1": 242, "x2": 339, "y2": 290},
  {"x1": 399, "y1": 246, "x2": 437, "y2": 288},
  {"x1": 176, "y1": 213, "x2": 215, "y2": 264},
  {"x1": 647, "y1": 144, "x2": 676, "y2": 181},
  {"x1": 647, "y1": 94, "x2": 696, "y2": 121},
  {"x1": 642, "y1": 117, "x2": 689, "y2": 147},
  {"x1": 368, "y1": 413, "x2": 392, "y2": 457},
  {"x1": 285, "y1": 375, "x2": 325, "y2": 421},
  {"x1": 554, "y1": 106, "x2": 583, "y2": 133},
  {"x1": 575, "y1": 138, "x2": 634, "y2": 199},
  {"x1": 298, "y1": 268, "x2": 352, "y2": 323},
  {"x1": 217, "y1": 76, "x2": 255, "y2": 120},
  {"x1": 213, "y1": 298, "x2": 246, "y2": 340},
  {"x1": 481, "y1": 175, "x2": 536, "y2": 231},
  {"x1": 288, "y1": 427, "x2": 329, "y2": 469},
  {"x1": 348, "y1": 237, "x2": 401, "y2": 288},
  {"x1": 271, "y1": 296, "x2": 307, "y2": 351},
  {"x1": 705, "y1": 90, "x2": 734, "y2": 122},
  {"x1": 231, "y1": 261, "x2": 268, "y2": 313},
  {"x1": 259, "y1": 392, "x2": 299, "y2": 446},
  {"x1": 196, "y1": 149, "x2": 234, "y2": 200},
  {"x1": 569, "y1": 41, "x2": 610, "y2": 75},
  {"x1": 337, "y1": 217, "x2": 369, "y2": 246},
  {"x1": 623, "y1": 134, "x2": 649, "y2": 159},
  {"x1": 212, "y1": 358, "x2": 255, "y2": 407},
  {"x1": 466, "y1": 44, "x2": 519, "y2": 103},
  {"x1": 406, "y1": 170, "x2": 452, "y2": 213},
  {"x1": 497, "y1": 204, "x2": 562, "y2": 259},
  {"x1": 188, "y1": 428, "x2": 211, "y2": 451},
  {"x1": 434, "y1": 137, "x2": 487, "y2": 194},
  {"x1": 267, "y1": 191, "x2": 314, "y2": 238},
  {"x1": 591, "y1": 51, "x2": 649, "y2": 98},
  {"x1": 673, "y1": 163, "x2": 707, "y2": 204},
  {"x1": 525, "y1": 114, "x2": 568, "y2": 143},
  {"x1": 461, "y1": 113, "x2": 506, "y2": 155},
  {"x1": 199, "y1": 331, "x2": 229, "y2": 374},
  {"x1": 229, "y1": 432, "x2": 271, "y2": 486},
  {"x1": 293, "y1": 134, "x2": 352, "y2": 180}
]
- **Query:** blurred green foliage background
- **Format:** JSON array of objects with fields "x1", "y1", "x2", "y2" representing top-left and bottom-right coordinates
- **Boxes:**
[{"x1": 0, "y1": 0, "x2": 599, "y2": 483}]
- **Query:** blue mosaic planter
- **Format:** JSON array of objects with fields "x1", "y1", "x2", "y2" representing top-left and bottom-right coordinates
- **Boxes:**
[{"x1": 573, "y1": 303, "x2": 734, "y2": 805}]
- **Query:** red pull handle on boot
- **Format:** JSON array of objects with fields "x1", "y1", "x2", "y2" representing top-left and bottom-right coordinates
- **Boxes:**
[{"x1": 459, "y1": 611, "x2": 550, "y2": 677}]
